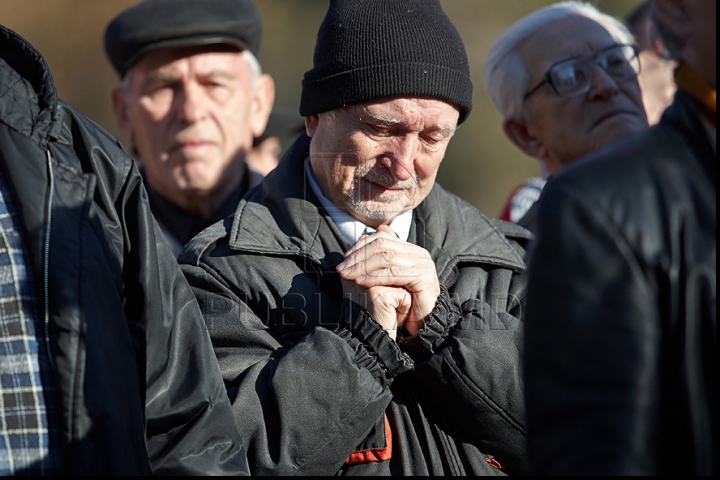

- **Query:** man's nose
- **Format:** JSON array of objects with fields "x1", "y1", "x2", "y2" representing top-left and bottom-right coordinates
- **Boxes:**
[
  {"x1": 178, "y1": 83, "x2": 207, "y2": 123},
  {"x1": 587, "y1": 64, "x2": 620, "y2": 100},
  {"x1": 387, "y1": 136, "x2": 418, "y2": 181}
]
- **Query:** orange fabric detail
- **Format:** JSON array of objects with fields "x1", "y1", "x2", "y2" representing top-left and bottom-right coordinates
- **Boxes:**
[
  {"x1": 674, "y1": 63, "x2": 716, "y2": 127},
  {"x1": 486, "y1": 457, "x2": 505, "y2": 470},
  {"x1": 344, "y1": 414, "x2": 393, "y2": 465}
]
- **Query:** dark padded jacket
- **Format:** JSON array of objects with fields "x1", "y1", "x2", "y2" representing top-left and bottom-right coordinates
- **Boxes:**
[
  {"x1": 0, "y1": 25, "x2": 250, "y2": 475},
  {"x1": 180, "y1": 133, "x2": 533, "y2": 475},
  {"x1": 524, "y1": 91, "x2": 716, "y2": 475}
]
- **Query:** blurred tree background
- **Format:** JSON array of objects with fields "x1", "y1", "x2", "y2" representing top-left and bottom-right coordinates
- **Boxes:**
[{"x1": 0, "y1": 0, "x2": 642, "y2": 217}]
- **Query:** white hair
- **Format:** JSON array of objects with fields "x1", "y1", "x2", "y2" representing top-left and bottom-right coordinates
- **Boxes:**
[
  {"x1": 483, "y1": 1, "x2": 635, "y2": 121},
  {"x1": 242, "y1": 49, "x2": 263, "y2": 84}
]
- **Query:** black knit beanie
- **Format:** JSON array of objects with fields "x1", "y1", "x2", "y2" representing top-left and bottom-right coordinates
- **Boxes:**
[{"x1": 300, "y1": 0, "x2": 473, "y2": 124}]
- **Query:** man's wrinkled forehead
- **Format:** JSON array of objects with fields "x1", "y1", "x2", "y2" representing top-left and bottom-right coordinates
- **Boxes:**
[
  {"x1": 344, "y1": 98, "x2": 459, "y2": 131},
  {"x1": 129, "y1": 44, "x2": 245, "y2": 73},
  {"x1": 523, "y1": 15, "x2": 619, "y2": 70}
]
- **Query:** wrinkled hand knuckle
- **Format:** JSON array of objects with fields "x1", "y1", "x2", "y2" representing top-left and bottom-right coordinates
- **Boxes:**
[{"x1": 381, "y1": 250, "x2": 395, "y2": 263}]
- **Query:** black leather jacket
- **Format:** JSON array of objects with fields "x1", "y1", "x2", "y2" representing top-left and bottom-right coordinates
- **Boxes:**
[
  {"x1": 524, "y1": 91, "x2": 716, "y2": 475},
  {"x1": 0, "y1": 25, "x2": 249, "y2": 475}
]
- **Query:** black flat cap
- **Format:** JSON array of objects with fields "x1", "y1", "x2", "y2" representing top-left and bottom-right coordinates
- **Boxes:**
[{"x1": 104, "y1": 0, "x2": 263, "y2": 77}]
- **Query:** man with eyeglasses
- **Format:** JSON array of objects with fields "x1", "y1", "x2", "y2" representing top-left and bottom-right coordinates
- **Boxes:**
[
  {"x1": 485, "y1": 1, "x2": 648, "y2": 232},
  {"x1": 524, "y1": 0, "x2": 715, "y2": 474}
]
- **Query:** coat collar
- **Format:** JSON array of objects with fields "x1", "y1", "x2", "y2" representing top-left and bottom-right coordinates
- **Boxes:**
[{"x1": 0, "y1": 25, "x2": 60, "y2": 148}]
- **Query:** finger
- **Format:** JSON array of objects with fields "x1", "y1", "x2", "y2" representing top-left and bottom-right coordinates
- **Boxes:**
[
  {"x1": 342, "y1": 229, "x2": 398, "y2": 259},
  {"x1": 339, "y1": 253, "x2": 413, "y2": 281},
  {"x1": 339, "y1": 246, "x2": 432, "y2": 283},
  {"x1": 346, "y1": 265, "x2": 419, "y2": 286},
  {"x1": 403, "y1": 316, "x2": 425, "y2": 337},
  {"x1": 339, "y1": 235, "x2": 410, "y2": 275},
  {"x1": 394, "y1": 289, "x2": 412, "y2": 326},
  {"x1": 367, "y1": 286, "x2": 409, "y2": 340},
  {"x1": 375, "y1": 225, "x2": 398, "y2": 237}
]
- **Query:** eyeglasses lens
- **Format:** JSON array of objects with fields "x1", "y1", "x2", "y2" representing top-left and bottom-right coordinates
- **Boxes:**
[
  {"x1": 549, "y1": 45, "x2": 639, "y2": 97},
  {"x1": 550, "y1": 62, "x2": 589, "y2": 96}
]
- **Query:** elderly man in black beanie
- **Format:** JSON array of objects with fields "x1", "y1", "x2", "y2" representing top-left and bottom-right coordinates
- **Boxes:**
[
  {"x1": 104, "y1": 0, "x2": 275, "y2": 256},
  {"x1": 180, "y1": 0, "x2": 531, "y2": 475}
]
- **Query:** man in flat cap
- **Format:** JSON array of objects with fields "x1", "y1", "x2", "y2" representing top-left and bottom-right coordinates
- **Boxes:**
[
  {"x1": 180, "y1": 0, "x2": 531, "y2": 475},
  {"x1": 105, "y1": 0, "x2": 275, "y2": 255}
]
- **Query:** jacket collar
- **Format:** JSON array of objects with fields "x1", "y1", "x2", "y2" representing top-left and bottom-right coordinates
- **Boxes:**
[
  {"x1": 229, "y1": 134, "x2": 344, "y2": 270},
  {"x1": 228, "y1": 134, "x2": 527, "y2": 278},
  {"x1": 0, "y1": 25, "x2": 60, "y2": 148}
]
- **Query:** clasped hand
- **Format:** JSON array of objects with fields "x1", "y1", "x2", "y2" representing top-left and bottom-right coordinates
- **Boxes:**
[{"x1": 336, "y1": 225, "x2": 440, "y2": 341}]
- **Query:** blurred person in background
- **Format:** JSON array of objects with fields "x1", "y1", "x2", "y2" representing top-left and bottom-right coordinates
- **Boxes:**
[
  {"x1": 105, "y1": 0, "x2": 275, "y2": 256},
  {"x1": 180, "y1": 0, "x2": 532, "y2": 474},
  {"x1": 497, "y1": 176, "x2": 546, "y2": 225},
  {"x1": 246, "y1": 108, "x2": 305, "y2": 177},
  {"x1": 524, "y1": 0, "x2": 715, "y2": 474},
  {"x1": 485, "y1": 1, "x2": 648, "y2": 232},
  {"x1": 0, "y1": 23, "x2": 249, "y2": 475},
  {"x1": 625, "y1": 0, "x2": 678, "y2": 126}
]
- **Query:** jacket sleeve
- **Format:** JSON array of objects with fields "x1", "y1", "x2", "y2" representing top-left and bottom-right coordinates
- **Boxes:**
[
  {"x1": 118, "y1": 164, "x2": 251, "y2": 476},
  {"x1": 398, "y1": 263, "x2": 529, "y2": 475},
  {"x1": 180, "y1": 253, "x2": 410, "y2": 476},
  {"x1": 523, "y1": 179, "x2": 661, "y2": 475}
]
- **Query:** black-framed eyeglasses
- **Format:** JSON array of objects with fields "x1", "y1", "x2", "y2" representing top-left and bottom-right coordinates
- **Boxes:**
[{"x1": 524, "y1": 44, "x2": 641, "y2": 99}]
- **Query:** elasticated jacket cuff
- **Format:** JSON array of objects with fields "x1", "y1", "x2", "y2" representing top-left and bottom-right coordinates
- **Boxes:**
[
  {"x1": 335, "y1": 299, "x2": 414, "y2": 387},
  {"x1": 397, "y1": 284, "x2": 461, "y2": 360}
]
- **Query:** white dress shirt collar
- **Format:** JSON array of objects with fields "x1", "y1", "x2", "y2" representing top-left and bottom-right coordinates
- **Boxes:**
[{"x1": 305, "y1": 158, "x2": 412, "y2": 243}]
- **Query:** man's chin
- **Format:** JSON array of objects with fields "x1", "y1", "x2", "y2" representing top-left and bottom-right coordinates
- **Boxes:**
[
  {"x1": 593, "y1": 117, "x2": 647, "y2": 149},
  {"x1": 348, "y1": 200, "x2": 407, "y2": 223},
  {"x1": 174, "y1": 177, "x2": 214, "y2": 196},
  {"x1": 594, "y1": 112, "x2": 647, "y2": 134},
  {"x1": 173, "y1": 165, "x2": 219, "y2": 191}
]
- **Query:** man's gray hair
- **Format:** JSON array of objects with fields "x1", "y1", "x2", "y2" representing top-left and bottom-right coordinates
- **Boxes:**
[
  {"x1": 483, "y1": 1, "x2": 635, "y2": 121},
  {"x1": 243, "y1": 49, "x2": 263, "y2": 84}
]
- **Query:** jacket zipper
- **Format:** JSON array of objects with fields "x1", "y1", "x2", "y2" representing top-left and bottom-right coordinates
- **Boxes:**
[{"x1": 44, "y1": 150, "x2": 55, "y2": 369}]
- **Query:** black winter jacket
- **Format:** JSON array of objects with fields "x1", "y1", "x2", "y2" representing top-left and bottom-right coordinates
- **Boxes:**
[
  {"x1": 180, "y1": 133, "x2": 533, "y2": 475},
  {"x1": 0, "y1": 25, "x2": 250, "y2": 475},
  {"x1": 524, "y1": 90, "x2": 716, "y2": 475}
]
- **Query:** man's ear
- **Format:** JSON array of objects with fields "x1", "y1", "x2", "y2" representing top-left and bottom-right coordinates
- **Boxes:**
[
  {"x1": 503, "y1": 118, "x2": 546, "y2": 160},
  {"x1": 249, "y1": 73, "x2": 276, "y2": 138},
  {"x1": 653, "y1": 0, "x2": 692, "y2": 41},
  {"x1": 304, "y1": 115, "x2": 320, "y2": 138},
  {"x1": 111, "y1": 86, "x2": 134, "y2": 144}
]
